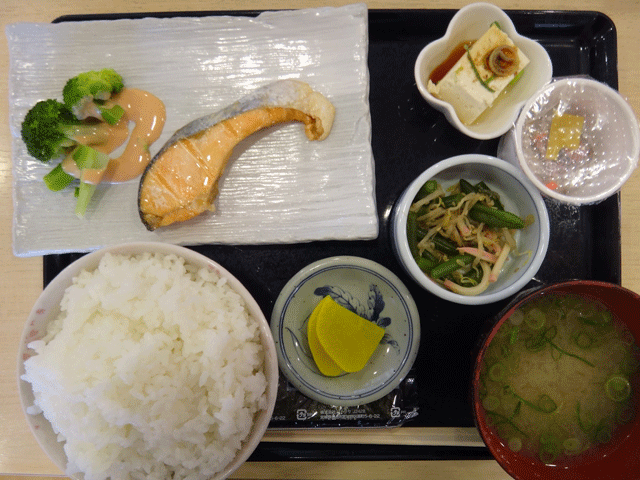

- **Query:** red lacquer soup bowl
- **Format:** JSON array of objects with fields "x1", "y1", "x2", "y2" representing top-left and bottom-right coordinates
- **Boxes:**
[{"x1": 472, "y1": 280, "x2": 640, "y2": 480}]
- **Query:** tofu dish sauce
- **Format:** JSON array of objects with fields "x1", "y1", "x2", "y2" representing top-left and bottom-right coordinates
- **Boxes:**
[
  {"x1": 479, "y1": 294, "x2": 639, "y2": 465},
  {"x1": 427, "y1": 22, "x2": 529, "y2": 125}
]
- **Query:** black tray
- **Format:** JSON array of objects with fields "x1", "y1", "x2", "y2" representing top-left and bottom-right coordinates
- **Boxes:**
[{"x1": 48, "y1": 9, "x2": 620, "y2": 461}]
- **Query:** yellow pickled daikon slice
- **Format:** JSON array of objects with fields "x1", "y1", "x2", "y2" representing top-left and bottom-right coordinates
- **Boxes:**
[
  {"x1": 307, "y1": 296, "x2": 343, "y2": 376},
  {"x1": 316, "y1": 296, "x2": 385, "y2": 373},
  {"x1": 545, "y1": 112, "x2": 585, "y2": 160}
]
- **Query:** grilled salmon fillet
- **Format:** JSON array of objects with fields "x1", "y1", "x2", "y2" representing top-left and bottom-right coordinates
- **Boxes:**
[{"x1": 138, "y1": 80, "x2": 335, "y2": 231}]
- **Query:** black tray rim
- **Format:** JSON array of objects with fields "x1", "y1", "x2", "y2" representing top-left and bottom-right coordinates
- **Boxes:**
[{"x1": 41, "y1": 7, "x2": 622, "y2": 463}]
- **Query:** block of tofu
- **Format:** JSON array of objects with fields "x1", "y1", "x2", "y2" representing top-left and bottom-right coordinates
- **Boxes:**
[{"x1": 427, "y1": 24, "x2": 530, "y2": 125}]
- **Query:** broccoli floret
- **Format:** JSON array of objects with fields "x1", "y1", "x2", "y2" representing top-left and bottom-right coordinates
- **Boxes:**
[
  {"x1": 72, "y1": 144, "x2": 110, "y2": 218},
  {"x1": 20, "y1": 99, "x2": 110, "y2": 163},
  {"x1": 21, "y1": 99, "x2": 112, "y2": 217},
  {"x1": 43, "y1": 163, "x2": 75, "y2": 192},
  {"x1": 62, "y1": 68, "x2": 125, "y2": 125}
]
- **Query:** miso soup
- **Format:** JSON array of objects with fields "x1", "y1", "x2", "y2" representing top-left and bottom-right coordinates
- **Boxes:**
[{"x1": 479, "y1": 293, "x2": 639, "y2": 464}]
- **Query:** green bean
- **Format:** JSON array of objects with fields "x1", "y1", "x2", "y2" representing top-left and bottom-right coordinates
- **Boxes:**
[
  {"x1": 432, "y1": 234, "x2": 459, "y2": 256},
  {"x1": 458, "y1": 178, "x2": 505, "y2": 209},
  {"x1": 459, "y1": 178, "x2": 477, "y2": 194},
  {"x1": 407, "y1": 210, "x2": 438, "y2": 273},
  {"x1": 414, "y1": 179, "x2": 438, "y2": 201},
  {"x1": 441, "y1": 192, "x2": 465, "y2": 208},
  {"x1": 410, "y1": 220, "x2": 437, "y2": 264},
  {"x1": 475, "y1": 181, "x2": 505, "y2": 210},
  {"x1": 415, "y1": 204, "x2": 430, "y2": 217},
  {"x1": 416, "y1": 255, "x2": 437, "y2": 273},
  {"x1": 465, "y1": 265, "x2": 483, "y2": 285},
  {"x1": 469, "y1": 203, "x2": 525, "y2": 229},
  {"x1": 406, "y1": 211, "x2": 420, "y2": 260},
  {"x1": 430, "y1": 254, "x2": 474, "y2": 279}
]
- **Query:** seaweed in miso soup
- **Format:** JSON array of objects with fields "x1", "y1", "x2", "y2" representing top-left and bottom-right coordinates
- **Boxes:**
[{"x1": 479, "y1": 293, "x2": 639, "y2": 465}]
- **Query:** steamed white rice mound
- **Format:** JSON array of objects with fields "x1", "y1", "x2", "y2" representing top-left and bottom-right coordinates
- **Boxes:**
[{"x1": 22, "y1": 252, "x2": 268, "y2": 480}]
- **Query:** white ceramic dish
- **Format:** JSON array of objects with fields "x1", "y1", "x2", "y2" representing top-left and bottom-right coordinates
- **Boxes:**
[
  {"x1": 7, "y1": 4, "x2": 377, "y2": 257},
  {"x1": 498, "y1": 76, "x2": 640, "y2": 205},
  {"x1": 391, "y1": 154, "x2": 550, "y2": 305},
  {"x1": 17, "y1": 242, "x2": 279, "y2": 480},
  {"x1": 271, "y1": 256, "x2": 420, "y2": 407},
  {"x1": 414, "y1": 2, "x2": 552, "y2": 140}
]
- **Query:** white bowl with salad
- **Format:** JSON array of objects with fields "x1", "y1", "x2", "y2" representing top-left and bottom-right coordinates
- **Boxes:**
[{"x1": 391, "y1": 154, "x2": 550, "y2": 305}]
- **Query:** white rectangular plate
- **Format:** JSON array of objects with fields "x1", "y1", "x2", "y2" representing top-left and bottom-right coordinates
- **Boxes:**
[{"x1": 6, "y1": 3, "x2": 377, "y2": 257}]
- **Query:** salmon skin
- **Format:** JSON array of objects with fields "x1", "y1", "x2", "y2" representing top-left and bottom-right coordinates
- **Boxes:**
[{"x1": 138, "y1": 80, "x2": 335, "y2": 231}]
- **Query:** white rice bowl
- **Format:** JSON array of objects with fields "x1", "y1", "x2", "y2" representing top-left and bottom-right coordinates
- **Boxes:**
[{"x1": 18, "y1": 243, "x2": 278, "y2": 480}]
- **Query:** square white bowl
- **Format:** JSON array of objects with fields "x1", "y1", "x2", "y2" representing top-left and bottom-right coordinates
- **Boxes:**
[{"x1": 414, "y1": 2, "x2": 552, "y2": 140}]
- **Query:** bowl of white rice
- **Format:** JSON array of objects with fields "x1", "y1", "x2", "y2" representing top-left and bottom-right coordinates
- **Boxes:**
[{"x1": 17, "y1": 242, "x2": 278, "y2": 480}]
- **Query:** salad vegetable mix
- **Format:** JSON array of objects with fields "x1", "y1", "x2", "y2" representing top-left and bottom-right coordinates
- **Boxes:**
[
  {"x1": 406, "y1": 178, "x2": 533, "y2": 296},
  {"x1": 20, "y1": 68, "x2": 125, "y2": 218}
]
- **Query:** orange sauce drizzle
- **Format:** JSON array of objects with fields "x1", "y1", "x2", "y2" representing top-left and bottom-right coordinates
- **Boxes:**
[{"x1": 62, "y1": 87, "x2": 166, "y2": 184}]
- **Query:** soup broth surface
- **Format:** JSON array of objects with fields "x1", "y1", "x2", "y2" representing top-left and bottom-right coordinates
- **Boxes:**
[{"x1": 480, "y1": 293, "x2": 639, "y2": 464}]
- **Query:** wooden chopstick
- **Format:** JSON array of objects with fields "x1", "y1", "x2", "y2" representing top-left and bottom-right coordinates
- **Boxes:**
[{"x1": 262, "y1": 427, "x2": 485, "y2": 447}]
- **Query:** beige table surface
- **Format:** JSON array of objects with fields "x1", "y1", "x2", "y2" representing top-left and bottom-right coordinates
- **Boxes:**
[{"x1": 1, "y1": 1, "x2": 639, "y2": 479}]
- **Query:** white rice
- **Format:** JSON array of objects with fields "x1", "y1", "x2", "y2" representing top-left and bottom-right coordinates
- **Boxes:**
[{"x1": 22, "y1": 252, "x2": 268, "y2": 480}]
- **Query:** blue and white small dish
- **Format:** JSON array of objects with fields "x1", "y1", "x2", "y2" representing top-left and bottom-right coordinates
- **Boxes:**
[{"x1": 271, "y1": 256, "x2": 420, "y2": 407}]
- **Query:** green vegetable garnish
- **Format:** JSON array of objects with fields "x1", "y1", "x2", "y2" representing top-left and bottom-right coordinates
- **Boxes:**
[
  {"x1": 407, "y1": 177, "x2": 530, "y2": 293},
  {"x1": 524, "y1": 309, "x2": 546, "y2": 330},
  {"x1": 489, "y1": 363, "x2": 505, "y2": 382},
  {"x1": 573, "y1": 331, "x2": 595, "y2": 349},
  {"x1": 593, "y1": 419, "x2": 613, "y2": 444},
  {"x1": 543, "y1": 326, "x2": 595, "y2": 367},
  {"x1": 43, "y1": 164, "x2": 75, "y2": 192},
  {"x1": 508, "y1": 68, "x2": 525, "y2": 87},
  {"x1": 415, "y1": 179, "x2": 438, "y2": 201},
  {"x1": 20, "y1": 99, "x2": 109, "y2": 163},
  {"x1": 430, "y1": 254, "x2": 474, "y2": 280},
  {"x1": 464, "y1": 44, "x2": 495, "y2": 92},
  {"x1": 539, "y1": 433, "x2": 561, "y2": 464},
  {"x1": 72, "y1": 145, "x2": 110, "y2": 218},
  {"x1": 509, "y1": 326, "x2": 520, "y2": 345},
  {"x1": 605, "y1": 375, "x2": 631, "y2": 402},
  {"x1": 486, "y1": 411, "x2": 529, "y2": 437},
  {"x1": 469, "y1": 202, "x2": 525, "y2": 229},
  {"x1": 505, "y1": 386, "x2": 558, "y2": 414},
  {"x1": 20, "y1": 68, "x2": 124, "y2": 218},
  {"x1": 63, "y1": 68, "x2": 125, "y2": 125},
  {"x1": 563, "y1": 437, "x2": 581, "y2": 452}
]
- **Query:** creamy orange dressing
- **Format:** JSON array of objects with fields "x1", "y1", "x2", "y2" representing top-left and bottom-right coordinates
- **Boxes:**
[{"x1": 62, "y1": 87, "x2": 166, "y2": 184}]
